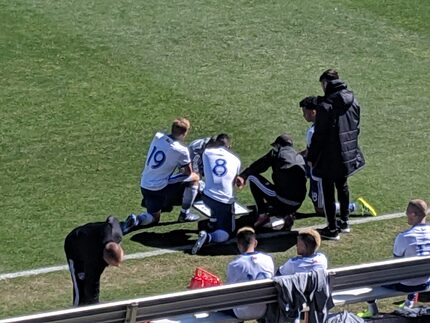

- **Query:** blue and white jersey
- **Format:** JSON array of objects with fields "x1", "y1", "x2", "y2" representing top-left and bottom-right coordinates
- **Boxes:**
[
  {"x1": 278, "y1": 252, "x2": 328, "y2": 276},
  {"x1": 227, "y1": 252, "x2": 275, "y2": 283},
  {"x1": 140, "y1": 132, "x2": 191, "y2": 191},
  {"x1": 203, "y1": 147, "x2": 241, "y2": 204},
  {"x1": 393, "y1": 224, "x2": 430, "y2": 286},
  {"x1": 188, "y1": 137, "x2": 212, "y2": 174},
  {"x1": 227, "y1": 252, "x2": 274, "y2": 320},
  {"x1": 306, "y1": 124, "x2": 315, "y2": 148}
]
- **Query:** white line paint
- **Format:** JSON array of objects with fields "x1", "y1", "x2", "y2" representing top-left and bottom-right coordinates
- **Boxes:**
[{"x1": 0, "y1": 211, "x2": 404, "y2": 281}]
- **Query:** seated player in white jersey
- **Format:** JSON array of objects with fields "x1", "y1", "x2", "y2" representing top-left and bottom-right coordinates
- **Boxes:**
[
  {"x1": 226, "y1": 227, "x2": 274, "y2": 321},
  {"x1": 359, "y1": 199, "x2": 430, "y2": 318},
  {"x1": 278, "y1": 228, "x2": 327, "y2": 275},
  {"x1": 191, "y1": 134, "x2": 244, "y2": 254},
  {"x1": 277, "y1": 228, "x2": 327, "y2": 323},
  {"x1": 122, "y1": 118, "x2": 200, "y2": 234}
]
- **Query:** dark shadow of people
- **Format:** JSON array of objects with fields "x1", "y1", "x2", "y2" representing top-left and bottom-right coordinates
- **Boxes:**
[
  {"x1": 130, "y1": 229, "x2": 198, "y2": 248},
  {"x1": 192, "y1": 230, "x2": 298, "y2": 256},
  {"x1": 129, "y1": 224, "x2": 298, "y2": 256}
]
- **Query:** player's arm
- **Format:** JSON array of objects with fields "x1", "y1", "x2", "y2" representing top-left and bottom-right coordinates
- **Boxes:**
[
  {"x1": 239, "y1": 151, "x2": 272, "y2": 181},
  {"x1": 393, "y1": 234, "x2": 406, "y2": 257},
  {"x1": 179, "y1": 163, "x2": 200, "y2": 182},
  {"x1": 177, "y1": 147, "x2": 199, "y2": 181},
  {"x1": 277, "y1": 260, "x2": 294, "y2": 276},
  {"x1": 235, "y1": 175, "x2": 245, "y2": 189}
]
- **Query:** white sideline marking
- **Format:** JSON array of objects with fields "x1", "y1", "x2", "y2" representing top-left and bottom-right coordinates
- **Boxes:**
[{"x1": 0, "y1": 212, "x2": 404, "y2": 281}]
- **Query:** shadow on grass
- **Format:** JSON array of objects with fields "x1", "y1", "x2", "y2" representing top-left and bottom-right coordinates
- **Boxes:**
[
  {"x1": 129, "y1": 226, "x2": 298, "y2": 256},
  {"x1": 131, "y1": 229, "x2": 198, "y2": 248},
  {"x1": 193, "y1": 230, "x2": 299, "y2": 256},
  {"x1": 127, "y1": 211, "x2": 374, "y2": 255}
]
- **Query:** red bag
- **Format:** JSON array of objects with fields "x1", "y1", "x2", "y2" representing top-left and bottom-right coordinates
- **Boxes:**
[{"x1": 188, "y1": 267, "x2": 223, "y2": 289}]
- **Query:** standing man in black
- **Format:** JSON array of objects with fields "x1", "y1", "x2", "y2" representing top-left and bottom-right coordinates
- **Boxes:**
[
  {"x1": 64, "y1": 216, "x2": 124, "y2": 306},
  {"x1": 307, "y1": 69, "x2": 365, "y2": 240}
]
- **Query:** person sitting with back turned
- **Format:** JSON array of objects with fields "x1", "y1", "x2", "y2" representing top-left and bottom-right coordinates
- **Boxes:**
[
  {"x1": 122, "y1": 118, "x2": 200, "y2": 234},
  {"x1": 237, "y1": 133, "x2": 307, "y2": 230},
  {"x1": 191, "y1": 134, "x2": 243, "y2": 254},
  {"x1": 276, "y1": 229, "x2": 328, "y2": 323},
  {"x1": 226, "y1": 227, "x2": 275, "y2": 321},
  {"x1": 358, "y1": 199, "x2": 430, "y2": 318},
  {"x1": 278, "y1": 228, "x2": 327, "y2": 275},
  {"x1": 64, "y1": 216, "x2": 124, "y2": 306}
]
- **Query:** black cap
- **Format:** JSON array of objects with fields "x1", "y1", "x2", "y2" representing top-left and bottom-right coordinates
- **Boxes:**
[
  {"x1": 299, "y1": 96, "x2": 318, "y2": 110},
  {"x1": 271, "y1": 133, "x2": 293, "y2": 147}
]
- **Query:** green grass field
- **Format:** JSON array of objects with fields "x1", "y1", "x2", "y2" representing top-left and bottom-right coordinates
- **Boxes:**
[{"x1": 1, "y1": 0, "x2": 429, "y2": 319}]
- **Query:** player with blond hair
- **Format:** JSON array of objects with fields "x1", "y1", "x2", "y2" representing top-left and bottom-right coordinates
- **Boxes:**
[
  {"x1": 359, "y1": 199, "x2": 430, "y2": 318},
  {"x1": 278, "y1": 228, "x2": 327, "y2": 275},
  {"x1": 122, "y1": 118, "x2": 200, "y2": 234}
]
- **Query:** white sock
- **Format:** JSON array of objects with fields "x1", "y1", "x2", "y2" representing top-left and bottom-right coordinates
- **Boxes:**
[{"x1": 182, "y1": 184, "x2": 199, "y2": 212}]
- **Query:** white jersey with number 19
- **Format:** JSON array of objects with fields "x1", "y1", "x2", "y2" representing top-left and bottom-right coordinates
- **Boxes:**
[
  {"x1": 140, "y1": 132, "x2": 191, "y2": 191},
  {"x1": 203, "y1": 147, "x2": 241, "y2": 204}
]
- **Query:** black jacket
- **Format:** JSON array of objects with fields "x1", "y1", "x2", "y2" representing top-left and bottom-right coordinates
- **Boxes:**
[
  {"x1": 240, "y1": 145, "x2": 307, "y2": 204},
  {"x1": 307, "y1": 79, "x2": 365, "y2": 178},
  {"x1": 64, "y1": 216, "x2": 122, "y2": 305}
]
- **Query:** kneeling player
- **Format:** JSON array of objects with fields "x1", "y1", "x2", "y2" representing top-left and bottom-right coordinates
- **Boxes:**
[
  {"x1": 122, "y1": 118, "x2": 200, "y2": 234},
  {"x1": 192, "y1": 134, "x2": 243, "y2": 254}
]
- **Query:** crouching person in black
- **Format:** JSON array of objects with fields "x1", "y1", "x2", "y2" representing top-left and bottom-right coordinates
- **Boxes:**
[
  {"x1": 64, "y1": 216, "x2": 124, "y2": 306},
  {"x1": 237, "y1": 134, "x2": 307, "y2": 230}
]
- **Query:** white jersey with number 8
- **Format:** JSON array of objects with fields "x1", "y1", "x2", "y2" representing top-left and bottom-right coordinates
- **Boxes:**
[
  {"x1": 203, "y1": 147, "x2": 241, "y2": 204},
  {"x1": 140, "y1": 132, "x2": 191, "y2": 191}
]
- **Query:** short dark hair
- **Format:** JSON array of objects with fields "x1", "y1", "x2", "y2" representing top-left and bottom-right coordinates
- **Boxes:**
[
  {"x1": 214, "y1": 133, "x2": 231, "y2": 148},
  {"x1": 299, "y1": 96, "x2": 318, "y2": 110},
  {"x1": 319, "y1": 69, "x2": 339, "y2": 82},
  {"x1": 236, "y1": 227, "x2": 256, "y2": 249},
  {"x1": 298, "y1": 229, "x2": 321, "y2": 256}
]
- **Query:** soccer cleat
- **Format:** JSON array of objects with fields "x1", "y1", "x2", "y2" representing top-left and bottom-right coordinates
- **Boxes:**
[
  {"x1": 317, "y1": 227, "x2": 340, "y2": 241},
  {"x1": 356, "y1": 197, "x2": 378, "y2": 216},
  {"x1": 263, "y1": 216, "x2": 285, "y2": 230},
  {"x1": 178, "y1": 212, "x2": 200, "y2": 223},
  {"x1": 121, "y1": 213, "x2": 138, "y2": 234},
  {"x1": 399, "y1": 294, "x2": 417, "y2": 309},
  {"x1": 357, "y1": 309, "x2": 377, "y2": 319},
  {"x1": 192, "y1": 231, "x2": 208, "y2": 255},
  {"x1": 348, "y1": 202, "x2": 357, "y2": 213},
  {"x1": 283, "y1": 214, "x2": 295, "y2": 231},
  {"x1": 398, "y1": 300, "x2": 414, "y2": 309},
  {"x1": 337, "y1": 219, "x2": 351, "y2": 233}
]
